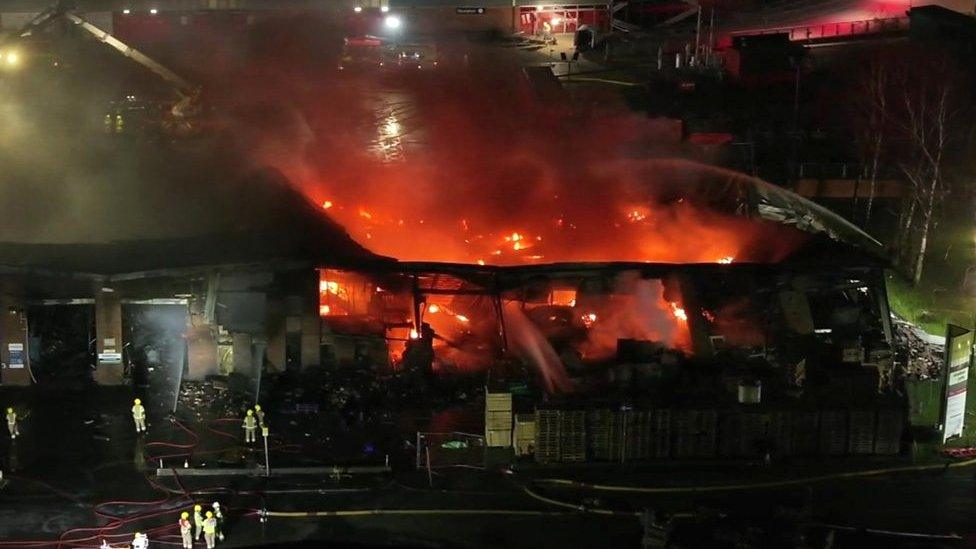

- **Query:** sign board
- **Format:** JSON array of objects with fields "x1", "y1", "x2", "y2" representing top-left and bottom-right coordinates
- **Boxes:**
[
  {"x1": 456, "y1": 6, "x2": 486, "y2": 14},
  {"x1": 98, "y1": 350, "x2": 123, "y2": 365},
  {"x1": 8, "y1": 343, "x2": 23, "y2": 369},
  {"x1": 942, "y1": 324, "x2": 972, "y2": 442}
]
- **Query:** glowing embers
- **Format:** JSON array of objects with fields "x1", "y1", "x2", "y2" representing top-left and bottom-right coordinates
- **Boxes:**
[
  {"x1": 550, "y1": 288, "x2": 577, "y2": 307},
  {"x1": 318, "y1": 269, "x2": 375, "y2": 317}
]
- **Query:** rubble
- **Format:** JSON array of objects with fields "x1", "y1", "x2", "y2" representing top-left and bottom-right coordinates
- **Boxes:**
[{"x1": 891, "y1": 317, "x2": 945, "y2": 380}]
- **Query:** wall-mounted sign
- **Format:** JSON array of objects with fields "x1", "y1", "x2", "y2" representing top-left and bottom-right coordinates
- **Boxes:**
[
  {"x1": 99, "y1": 351, "x2": 123, "y2": 365},
  {"x1": 456, "y1": 6, "x2": 486, "y2": 14},
  {"x1": 8, "y1": 343, "x2": 23, "y2": 369}
]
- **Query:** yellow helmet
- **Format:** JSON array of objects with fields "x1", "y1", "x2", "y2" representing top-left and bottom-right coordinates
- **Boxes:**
[
  {"x1": 255, "y1": 404, "x2": 262, "y2": 411},
  {"x1": 206, "y1": 511, "x2": 213, "y2": 518},
  {"x1": 134, "y1": 398, "x2": 141, "y2": 405},
  {"x1": 194, "y1": 504, "x2": 202, "y2": 511},
  {"x1": 6, "y1": 408, "x2": 11, "y2": 414},
  {"x1": 246, "y1": 409, "x2": 254, "y2": 416},
  {"x1": 181, "y1": 512, "x2": 189, "y2": 519}
]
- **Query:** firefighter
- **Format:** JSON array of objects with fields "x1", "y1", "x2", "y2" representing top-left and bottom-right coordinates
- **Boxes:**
[
  {"x1": 131, "y1": 532, "x2": 148, "y2": 549},
  {"x1": 6, "y1": 407, "x2": 18, "y2": 439},
  {"x1": 131, "y1": 398, "x2": 146, "y2": 433},
  {"x1": 114, "y1": 113, "x2": 124, "y2": 134},
  {"x1": 193, "y1": 504, "x2": 205, "y2": 540},
  {"x1": 212, "y1": 501, "x2": 225, "y2": 541},
  {"x1": 179, "y1": 511, "x2": 193, "y2": 549},
  {"x1": 203, "y1": 510, "x2": 217, "y2": 549},
  {"x1": 243, "y1": 409, "x2": 257, "y2": 444},
  {"x1": 254, "y1": 404, "x2": 265, "y2": 427}
]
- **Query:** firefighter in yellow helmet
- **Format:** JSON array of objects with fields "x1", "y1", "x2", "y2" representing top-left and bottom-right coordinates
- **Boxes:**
[
  {"x1": 243, "y1": 409, "x2": 257, "y2": 444},
  {"x1": 254, "y1": 404, "x2": 265, "y2": 427},
  {"x1": 179, "y1": 511, "x2": 193, "y2": 549},
  {"x1": 203, "y1": 510, "x2": 217, "y2": 549},
  {"x1": 193, "y1": 504, "x2": 205, "y2": 540},
  {"x1": 131, "y1": 398, "x2": 146, "y2": 433},
  {"x1": 6, "y1": 407, "x2": 18, "y2": 439},
  {"x1": 131, "y1": 532, "x2": 148, "y2": 549}
]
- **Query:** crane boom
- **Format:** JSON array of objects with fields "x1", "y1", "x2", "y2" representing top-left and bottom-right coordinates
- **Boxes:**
[
  {"x1": 63, "y1": 12, "x2": 194, "y2": 97},
  {"x1": 1, "y1": 2, "x2": 195, "y2": 99}
]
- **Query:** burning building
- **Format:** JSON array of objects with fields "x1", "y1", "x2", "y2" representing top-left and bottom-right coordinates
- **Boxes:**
[
  {"x1": 0, "y1": 151, "x2": 902, "y2": 461},
  {"x1": 304, "y1": 161, "x2": 900, "y2": 461}
]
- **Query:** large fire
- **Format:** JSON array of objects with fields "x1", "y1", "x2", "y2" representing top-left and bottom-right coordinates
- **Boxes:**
[
  {"x1": 231, "y1": 59, "x2": 815, "y2": 392},
  {"x1": 304, "y1": 157, "x2": 807, "y2": 266},
  {"x1": 232, "y1": 64, "x2": 809, "y2": 268}
]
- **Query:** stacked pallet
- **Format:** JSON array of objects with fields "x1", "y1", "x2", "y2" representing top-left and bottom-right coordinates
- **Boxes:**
[
  {"x1": 514, "y1": 413, "x2": 537, "y2": 457},
  {"x1": 587, "y1": 409, "x2": 622, "y2": 461},
  {"x1": 672, "y1": 409, "x2": 717, "y2": 458},
  {"x1": 848, "y1": 410, "x2": 876, "y2": 455},
  {"x1": 485, "y1": 392, "x2": 513, "y2": 448},
  {"x1": 819, "y1": 410, "x2": 848, "y2": 456},
  {"x1": 560, "y1": 410, "x2": 587, "y2": 462},
  {"x1": 768, "y1": 411, "x2": 793, "y2": 457},
  {"x1": 535, "y1": 409, "x2": 562, "y2": 463},
  {"x1": 874, "y1": 410, "x2": 903, "y2": 455},
  {"x1": 623, "y1": 410, "x2": 671, "y2": 460},
  {"x1": 790, "y1": 411, "x2": 819, "y2": 456}
]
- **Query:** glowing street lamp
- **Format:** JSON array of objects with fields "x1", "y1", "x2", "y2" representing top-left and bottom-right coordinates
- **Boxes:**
[
  {"x1": 381, "y1": 5, "x2": 390, "y2": 12},
  {"x1": 353, "y1": 6, "x2": 363, "y2": 13},
  {"x1": 384, "y1": 15, "x2": 401, "y2": 30}
]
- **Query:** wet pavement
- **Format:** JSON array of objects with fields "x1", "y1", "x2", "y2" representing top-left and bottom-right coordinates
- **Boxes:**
[{"x1": 2, "y1": 382, "x2": 976, "y2": 547}]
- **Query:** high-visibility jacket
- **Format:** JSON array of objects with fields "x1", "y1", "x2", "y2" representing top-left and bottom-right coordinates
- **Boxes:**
[
  {"x1": 194, "y1": 511, "x2": 204, "y2": 527},
  {"x1": 243, "y1": 416, "x2": 256, "y2": 429},
  {"x1": 132, "y1": 405, "x2": 145, "y2": 420},
  {"x1": 179, "y1": 518, "x2": 192, "y2": 534},
  {"x1": 203, "y1": 517, "x2": 217, "y2": 534},
  {"x1": 5, "y1": 411, "x2": 14, "y2": 425}
]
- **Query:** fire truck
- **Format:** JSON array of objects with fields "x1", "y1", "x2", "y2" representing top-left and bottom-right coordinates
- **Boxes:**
[{"x1": 338, "y1": 36, "x2": 385, "y2": 71}]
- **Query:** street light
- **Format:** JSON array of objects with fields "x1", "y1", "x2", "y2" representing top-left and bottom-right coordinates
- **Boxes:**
[
  {"x1": 384, "y1": 15, "x2": 401, "y2": 30},
  {"x1": 5, "y1": 52, "x2": 19, "y2": 66},
  {"x1": 353, "y1": 6, "x2": 363, "y2": 12},
  {"x1": 149, "y1": 8, "x2": 158, "y2": 15},
  {"x1": 381, "y1": 5, "x2": 390, "y2": 12}
]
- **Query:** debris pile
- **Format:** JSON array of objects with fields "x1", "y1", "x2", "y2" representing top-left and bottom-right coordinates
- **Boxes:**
[
  {"x1": 892, "y1": 318, "x2": 944, "y2": 380},
  {"x1": 177, "y1": 380, "x2": 240, "y2": 421}
]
